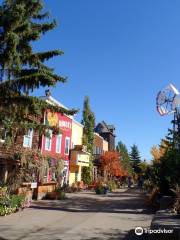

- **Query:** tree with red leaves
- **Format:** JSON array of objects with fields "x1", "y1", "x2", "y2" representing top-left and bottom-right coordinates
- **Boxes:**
[{"x1": 100, "y1": 151, "x2": 126, "y2": 180}]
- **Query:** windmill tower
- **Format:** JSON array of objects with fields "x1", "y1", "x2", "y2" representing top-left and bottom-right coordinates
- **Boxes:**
[{"x1": 156, "y1": 83, "x2": 180, "y2": 150}]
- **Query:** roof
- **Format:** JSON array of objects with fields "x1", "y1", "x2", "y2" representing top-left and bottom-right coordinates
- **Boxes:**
[
  {"x1": 40, "y1": 95, "x2": 73, "y2": 119},
  {"x1": 40, "y1": 96, "x2": 69, "y2": 110},
  {"x1": 95, "y1": 121, "x2": 115, "y2": 134},
  {"x1": 72, "y1": 118, "x2": 84, "y2": 128}
]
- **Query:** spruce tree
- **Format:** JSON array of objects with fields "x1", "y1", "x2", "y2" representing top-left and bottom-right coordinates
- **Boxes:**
[
  {"x1": 158, "y1": 114, "x2": 180, "y2": 192},
  {"x1": 0, "y1": 0, "x2": 76, "y2": 144},
  {"x1": 166, "y1": 111, "x2": 180, "y2": 151},
  {"x1": 116, "y1": 141, "x2": 132, "y2": 175},
  {"x1": 129, "y1": 144, "x2": 141, "y2": 173},
  {"x1": 81, "y1": 96, "x2": 95, "y2": 184}
]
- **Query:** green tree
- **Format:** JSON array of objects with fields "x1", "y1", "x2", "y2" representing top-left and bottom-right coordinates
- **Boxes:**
[
  {"x1": 116, "y1": 141, "x2": 132, "y2": 175},
  {"x1": 81, "y1": 96, "x2": 95, "y2": 154},
  {"x1": 129, "y1": 144, "x2": 141, "y2": 173},
  {"x1": 0, "y1": 0, "x2": 76, "y2": 144},
  {"x1": 138, "y1": 160, "x2": 148, "y2": 175},
  {"x1": 146, "y1": 120, "x2": 180, "y2": 194},
  {"x1": 158, "y1": 125, "x2": 180, "y2": 194},
  {"x1": 81, "y1": 96, "x2": 95, "y2": 183}
]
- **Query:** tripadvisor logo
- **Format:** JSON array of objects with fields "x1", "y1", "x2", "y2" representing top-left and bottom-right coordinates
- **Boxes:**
[
  {"x1": 135, "y1": 227, "x2": 143, "y2": 235},
  {"x1": 135, "y1": 227, "x2": 174, "y2": 235}
]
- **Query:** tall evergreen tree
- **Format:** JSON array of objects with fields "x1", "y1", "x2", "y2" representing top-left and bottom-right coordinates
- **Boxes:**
[
  {"x1": 158, "y1": 117, "x2": 180, "y2": 192},
  {"x1": 166, "y1": 111, "x2": 180, "y2": 151},
  {"x1": 81, "y1": 96, "x2": 95, "y2": 154},
  {"x1": 81, "y1": 96, "x2": 95, "y2": 183},
  {"x1": 116, "y1": 141, "x2": 132, "y2": 175},
  {"x1": 0, "y1": 0, "x2": 76, "y2": 144},
  {"x1": 129, "y1": 144, "x2": 141, "y2": 173}
]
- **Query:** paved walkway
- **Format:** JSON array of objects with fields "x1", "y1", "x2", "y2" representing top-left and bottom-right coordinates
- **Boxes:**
[{"x1": 0, "y1": 188, "x2": 154, "y2": 240}]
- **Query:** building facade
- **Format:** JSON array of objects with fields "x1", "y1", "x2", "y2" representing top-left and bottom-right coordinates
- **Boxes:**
[
  {"x1": 95, "y1": 121, "x2": 116, "y2": 151},
  {"x1": 0, "y1": 118, "x2": 41, "y2": 184},
  {"x1": 93, "y1": 132, "x2": 108, "y2": 180},
  {"x1": 0, "y1": 93, "x2": 91, "y2": 188},
  {"x1": 41, "y1": 110, "x2": 72, "y2": 185},
  {"x1": 69, "y1": 119, "x2": 90, "y2": 185}
]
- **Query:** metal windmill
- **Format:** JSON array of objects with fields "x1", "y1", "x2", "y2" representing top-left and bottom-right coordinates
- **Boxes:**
[{"x1": 156, "y1": 83, "x2": 180, "y2": 149}]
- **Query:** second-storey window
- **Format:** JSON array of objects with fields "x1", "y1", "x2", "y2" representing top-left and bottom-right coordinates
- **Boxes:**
[
  {"x1": 64, "y1": 137, "x2": 70, "y2": 155},
  {"x1": 45, "y1": 130, "x2": 52, "y2": 151},
  {"x1": 23, "y1": 128, "x2": 33, "y2": 148},
  {"x1": 0, "y1": 128, "x2": 7, "y2": 143},
  {"x1": 56, "y1": 134, "x2": 62, "y2": 153}
]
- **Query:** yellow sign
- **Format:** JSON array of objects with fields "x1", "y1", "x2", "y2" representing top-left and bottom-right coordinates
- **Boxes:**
[{"x1": 47, "y1": 112, "x2": 58, "y2": 126}]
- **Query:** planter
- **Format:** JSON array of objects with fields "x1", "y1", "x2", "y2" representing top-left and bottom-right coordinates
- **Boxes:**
[
  {"x1": 44, "y1": 192, "x2": 57, "y2": 200},
  {"x1": 95, "y1": 186, "x2": 105, "y2": 195},
  {"x1": 57, "y1": 191, "x2": 66, "y2": 200},
  {"x1": 44, "y1": 191, "x2": 66, "y2": 200}
]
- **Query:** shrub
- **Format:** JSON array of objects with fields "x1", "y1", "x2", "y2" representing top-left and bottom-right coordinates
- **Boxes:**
[
  {"x1": 145, "y1": 187, "x2": 160, "y2": 209},
  {"x1": 143, "y1": 179, "x2": 154, "y2": 192},
  {"x1": 94, "y1": 180, "x2": 107, "y2": 194},
  {"x1": 95, "y1": 185, "x2": 104, "y2": 195},
  {"x1": 10, "y1": 195, "x2": 25, "y2": 209},
  {"x1": 57, "y1": 191, "x2": 66, "y2": 200},
  {"x1": 107, "y1": 180, "x2": 117, "y2": 192},
  {"x1": 0, "y1": 205, "x2": 16, "y2": 216},
  {"x1": 174, "y1": 186, "x2": 180, "y2": 215},
  {"x1": 0, "y1": 186, "x2": 8, "y2": 198},
  {"x1": 0, "y1": 194, "x2": 25, "y2": 216}
]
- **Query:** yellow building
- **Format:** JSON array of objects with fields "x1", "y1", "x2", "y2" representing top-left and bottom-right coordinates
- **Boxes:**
[{"x1": 69, "y1": 120, "x2": 90, "y2": 185}]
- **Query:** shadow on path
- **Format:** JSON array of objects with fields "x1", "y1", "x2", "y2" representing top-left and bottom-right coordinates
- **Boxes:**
[{"x1": 30, "y1": 188, "x2": 155, "y2": 215}]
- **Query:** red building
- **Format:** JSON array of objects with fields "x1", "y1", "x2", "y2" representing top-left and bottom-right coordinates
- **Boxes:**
[{"x1": 40, "y1": 95, "x2": 73, "y2": 185}]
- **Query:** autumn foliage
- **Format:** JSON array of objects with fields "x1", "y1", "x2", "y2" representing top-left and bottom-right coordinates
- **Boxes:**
[
  {"x1": 151, "y1": 140, "x2": 169, "y2": 163},
  {"x1": 100, "y1": 151, "x2": 127, "y2": 179}
]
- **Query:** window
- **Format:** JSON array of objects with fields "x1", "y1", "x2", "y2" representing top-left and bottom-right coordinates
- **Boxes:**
[
  {"x1": 0, "y1": 128, "x2": 7, "y2": 143},
  {"x1": 97, "y1": 146, "x2": 100, "y2": 154},
  {"x1": 23, "y1": 128, "x2": 33, "y2": 148},
  {"x1": 45, "y1": 130, "x2": 52, "y2": 151},
  {"x1": 64, "y1": 137, "x2": 70, "y2": 155},
  {"x1": 75, "y1": 171, "x2": 78, "y2": 182},
  {"x1": 56, "y1": 134, "x2": 62, "y2": 153},
  {"x1": 93, "y1": 146, "x2": 96, "y2": 154}
]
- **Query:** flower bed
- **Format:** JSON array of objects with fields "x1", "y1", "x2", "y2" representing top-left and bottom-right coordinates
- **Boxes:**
[
  {"x1": 0, "y1": 187, "x2": 26, "y2": 216},
  {"x1": 94, "y1": 180, "x2": 117, "y2": 195}
]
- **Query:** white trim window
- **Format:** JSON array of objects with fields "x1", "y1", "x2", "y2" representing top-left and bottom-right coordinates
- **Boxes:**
[
  {"x1": 45, "y1": 130, "x2": 52, "y2": 151},
  {"x1": 0, "y1": 128, "x2": 7, "y2": 143},
  {"x1": 23, "y1": 128, "x2": 33, "y2": 148},
  {"x1": 56, "y1": 134, "x2": 62, "y2": 153},
  {"x1": 93, "y1": 146, "x2": 96, "y2": 154},
  {"x1": 64, "y1": 137, "x2": 70, "y2": 155}
]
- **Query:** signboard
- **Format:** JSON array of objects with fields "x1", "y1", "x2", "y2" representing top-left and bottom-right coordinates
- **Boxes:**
[
  {"x1": 59, "y1": 120, "x2": 72, "y2": 130},
  {"x1": 31, "y1": 182, "x2": 37, "y2": 189},
  {"x1": 47, "y1": 112, "x2": 58, "y2": 126}
]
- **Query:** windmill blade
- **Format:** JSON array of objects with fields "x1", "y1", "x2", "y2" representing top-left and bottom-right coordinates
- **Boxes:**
[
  {"x1": 156, "y1": 83, "x2": 179, "y2": 116},
  {"x1": 157, "y1": 106, "x2": 167, "y2": 116},
  {"x1": 167, "y1": 83, "x2": 179, "y2": 95}
]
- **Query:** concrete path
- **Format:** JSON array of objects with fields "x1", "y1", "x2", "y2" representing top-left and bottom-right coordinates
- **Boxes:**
[{"x1": 0, "y1": 188, "x2": 154, "y2": 240}]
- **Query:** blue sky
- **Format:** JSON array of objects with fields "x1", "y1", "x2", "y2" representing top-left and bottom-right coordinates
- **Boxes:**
[{"x1": 32, "y1": 0, "x2": 180, "y2": 160}]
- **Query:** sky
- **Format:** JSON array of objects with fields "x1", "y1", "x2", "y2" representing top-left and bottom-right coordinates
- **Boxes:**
[{"x1": 31, "y1": 0, "x2": 180, "y2": 160}]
